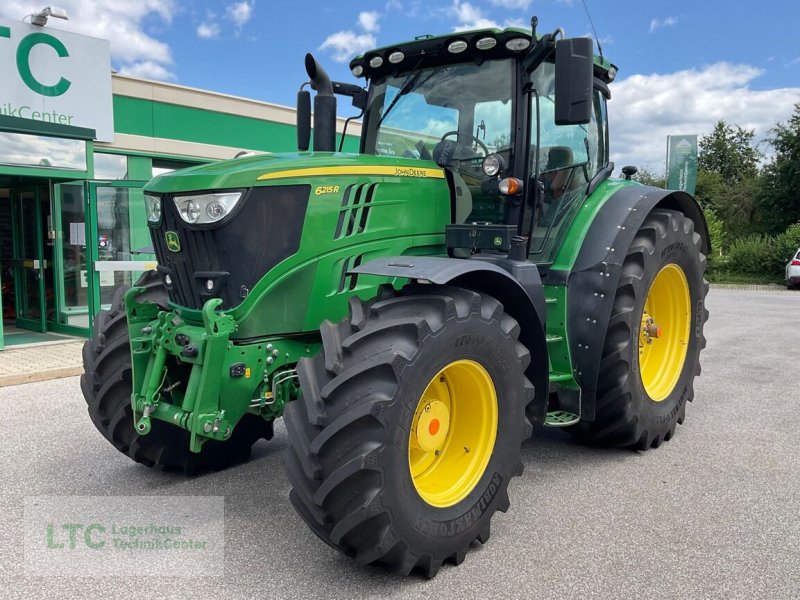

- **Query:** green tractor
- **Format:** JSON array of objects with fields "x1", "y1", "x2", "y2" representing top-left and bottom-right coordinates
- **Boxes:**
[{"x1": 82, "y1": 19, "x2": 709, "y2": 577}]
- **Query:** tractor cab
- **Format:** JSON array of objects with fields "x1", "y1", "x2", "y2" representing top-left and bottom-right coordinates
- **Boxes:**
[{"x1": 345, "y1": 24, "x2": 618, "y2": 263}]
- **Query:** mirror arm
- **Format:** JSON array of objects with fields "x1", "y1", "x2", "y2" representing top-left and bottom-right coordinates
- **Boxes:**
[{"x1": 522, "y1": 34, "x2": 556, "y2": 74}]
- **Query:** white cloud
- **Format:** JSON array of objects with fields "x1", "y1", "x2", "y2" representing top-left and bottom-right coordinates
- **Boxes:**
[
  {"x1": 609, "y1": 62, "x2": 800, "y2": 172},
  {"x1": 197, "y1": 22, "x2": 220, "y2": 39},
  {"x1": 649, "y1": 16, "x2": 679, "y2": 33},
  {"x1": 226, "y1": 1, "x2": 254, "y2": 28},
  {"x1": 505, "y1": 18, "x2": 528, "y2": 29},
  {"x1": 425, "y1": 117, "x2": 459, "y2": 137},
  {"x1": 389, "y1": 0, "x2": 422, "y2": 16},
  {"x1": 320, "y1": 31, "x2": 377, "y2": 63},
  {"x1": 119, "y1": 61, "x2": 176, "y2": 81},
  {"x1": 452, "y1": 2, "x2": 499, "y2": 30},
  {"x1": 0, "y1": 0, "x2": 176, "y2": 80},
  {"x1": 358, "y1": 11, "x2": 381, "y2": 33},
  {"x1": 320, "y1": 11, "x2": 384, "y2": 63},
  {"x1": 488, "y1": 0, "x2": 532, "y2": 9},
  {"x1": 451, "y1": 1, "x2": 528, "y2": 32}
]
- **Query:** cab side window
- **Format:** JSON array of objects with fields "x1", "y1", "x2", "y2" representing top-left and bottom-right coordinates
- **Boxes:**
[{"x1": 529, "y1": 62, "x2": 607, "y2": 261}]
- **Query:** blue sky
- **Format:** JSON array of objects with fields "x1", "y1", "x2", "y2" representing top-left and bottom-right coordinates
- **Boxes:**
[{"x1": 2, "y1": 0, "x2": 799, "y2": 170}]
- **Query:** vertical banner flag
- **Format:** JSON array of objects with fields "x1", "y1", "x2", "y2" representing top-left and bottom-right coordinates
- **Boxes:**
[{"x1": 666, "y1": 135, "x2": 698, "y2": 195}]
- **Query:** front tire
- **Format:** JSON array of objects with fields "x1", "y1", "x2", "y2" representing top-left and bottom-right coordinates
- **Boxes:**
[
  {"x1": 569, "y1": 209, "x2": 708, "y2": 449},
  {"x1": 283, "y1": 285, "x2": 534, "y2": 577},
  {"x1": 80, "y1": 272, "x2": 273, "y2": 474}
]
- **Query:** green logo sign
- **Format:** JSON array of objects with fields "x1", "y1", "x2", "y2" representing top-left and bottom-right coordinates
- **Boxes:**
[
  {"x1": 165, "y1": 231, "x2": 181, "y2": 252},
  {"x1": 0, "y1": 27, "x2": 72, "y2": 96},
  {"x1": 666, "y1": 135, "x2": 698, "y2": 195}
]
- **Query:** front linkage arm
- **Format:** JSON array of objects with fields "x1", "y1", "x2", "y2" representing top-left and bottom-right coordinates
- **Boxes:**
[
  {"x1": 123, "y1": 286, "x2": 316, "y2": 454},
  {"x1": 124, "y1": 289, "x2": 240, "y2": 452}
]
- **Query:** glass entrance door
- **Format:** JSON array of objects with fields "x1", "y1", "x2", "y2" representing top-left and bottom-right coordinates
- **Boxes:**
[
  {"x1": 11, "y1": 188, "x2": 48, "y2": 332},
  {"x1": 50, "y1": 181, "x2": 151, "y2": 336},
  {"x1": 52, "y1": 181, "x2": 91, "y2": 333},
  {"x1": 88, "y1": 181, "x2": 154, "y2": 315}
]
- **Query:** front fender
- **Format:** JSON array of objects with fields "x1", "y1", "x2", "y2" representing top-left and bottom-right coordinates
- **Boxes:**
[{"x1": 350, "y1": 256, "x2": 550, "y2": 425}]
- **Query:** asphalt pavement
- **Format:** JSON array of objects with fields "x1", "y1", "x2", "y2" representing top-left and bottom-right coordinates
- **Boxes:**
[{"x1": 1, "y1": 287, "x2": 799, "y2": 599}]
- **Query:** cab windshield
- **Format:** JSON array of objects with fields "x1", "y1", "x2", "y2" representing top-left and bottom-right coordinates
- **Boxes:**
[{"x1": 363, "y1": 59, "x2": 515, "y2": 222}]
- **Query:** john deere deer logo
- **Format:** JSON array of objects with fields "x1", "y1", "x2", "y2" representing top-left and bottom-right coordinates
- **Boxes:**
[{"x1": 165, "y1": 231, "x2": 181, "y2": 252}]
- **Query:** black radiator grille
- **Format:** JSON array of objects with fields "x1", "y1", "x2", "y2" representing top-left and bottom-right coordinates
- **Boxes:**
[{"x1": 150, "y1": 185, "x2": 310, "y2": 310}]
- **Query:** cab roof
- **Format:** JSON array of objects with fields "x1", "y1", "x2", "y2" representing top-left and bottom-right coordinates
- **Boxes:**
[{"x1": 349, "y1": 26, "x2": 617, "y2": 84}]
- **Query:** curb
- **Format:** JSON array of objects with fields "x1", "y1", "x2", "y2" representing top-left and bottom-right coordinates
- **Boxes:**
[
  {"x1": 0, "y1": 366, "x2": 84, "y2": 388},
  {"x1": 710, "y1": 284, "x2": 795, "y2": 292}
]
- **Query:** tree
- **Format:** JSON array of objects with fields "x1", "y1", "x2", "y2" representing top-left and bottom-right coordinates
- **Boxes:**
[
  {"x1": 631, "y1": 166, "x2": 665, "y2": 188},
  {"x1": 695, "y1": 120, "x2": 765, "y2": 237},
  {"x1": 757, "y1": 101, "x2": 800, "y2": 233},
  {"x1": 710, "y1": 175, "x2": 762, "y2": 238},
  {"x1": 698, "y1": 120, "x2": 762, "y2": 183},
  {"x1": 693, "y1": 169, "x2": 724, "y2": 211}
]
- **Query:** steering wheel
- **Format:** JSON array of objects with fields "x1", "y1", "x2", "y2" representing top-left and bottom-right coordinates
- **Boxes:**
[{"x1": 432, "y1": 131, "x2": 490, "y2": 167}]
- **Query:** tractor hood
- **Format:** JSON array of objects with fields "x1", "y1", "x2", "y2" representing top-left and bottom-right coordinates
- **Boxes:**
[{"x1": 145, "y1": 152, "x2": 445, "y2": 194}]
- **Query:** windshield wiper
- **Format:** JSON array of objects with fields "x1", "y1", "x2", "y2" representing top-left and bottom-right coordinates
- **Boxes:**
[
  {"x1": 376, "y1": 56, "x2": 435, "y2": 127},
  {"x1": 378, "y1": 70, "x2": 423, "y2": 127}
]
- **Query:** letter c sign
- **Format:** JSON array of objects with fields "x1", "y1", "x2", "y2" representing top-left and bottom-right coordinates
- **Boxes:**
[{"x1": 0, "y1": 26, "x2": 72, "y2": 97}]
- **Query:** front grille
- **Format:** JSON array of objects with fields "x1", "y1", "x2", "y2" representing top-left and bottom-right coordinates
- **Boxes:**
[{"x1": 151, "y1": 185, "x2": 310, "y2": 310}]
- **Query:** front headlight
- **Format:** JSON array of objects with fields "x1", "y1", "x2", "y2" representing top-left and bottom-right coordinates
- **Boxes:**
[
  {"x1": 144, "y1": 193, "x2": 162, "y2": 224},
  {"x1": 173, "y1": 192, "x2": 242, "y2": 225},
  {"x1": 482, "y1": 153, "x2": 504, "y2": 177}
]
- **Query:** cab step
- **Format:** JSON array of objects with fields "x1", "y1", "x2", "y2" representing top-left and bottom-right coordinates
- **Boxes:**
[{"x1": 544, "y1": 410, "x2": 580, "y2": 427}]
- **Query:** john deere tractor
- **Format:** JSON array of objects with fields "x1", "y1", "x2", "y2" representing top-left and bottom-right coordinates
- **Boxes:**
[{"x1": 82, "y1": 19, "x2": 709, "y2": 577}]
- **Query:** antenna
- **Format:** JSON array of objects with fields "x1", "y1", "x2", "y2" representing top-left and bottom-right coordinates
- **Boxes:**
[{"x1": 581, "y1": 0, "x2": 603, "y2": 59}]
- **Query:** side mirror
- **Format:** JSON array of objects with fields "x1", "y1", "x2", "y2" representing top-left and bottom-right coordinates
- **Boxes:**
[
  {"x1": 297, "y1": 89, "x2": 311, "y2": 151},
  {"x1": 554, "y1": 37, "x2": 593, "y2": 125}
]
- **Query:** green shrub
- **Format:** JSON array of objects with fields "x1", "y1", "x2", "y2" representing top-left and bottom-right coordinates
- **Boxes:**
[
  {"x1": 704, "y1": 208, "x2": 726, "y2": 265},
  {"x1": 723, "y1": 223, "x2": 800, "y2": 278},
  {"x1": 725, "y1": 234, "x2": 778, "y2": 275},
  {"x1": 776, "y1": 222, "x2": 800, "y2": 263}
]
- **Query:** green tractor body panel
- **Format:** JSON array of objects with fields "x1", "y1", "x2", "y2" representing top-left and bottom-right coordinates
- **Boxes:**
[{"x1": 147, "y1": 152, "x2": 452, "y2": 333}]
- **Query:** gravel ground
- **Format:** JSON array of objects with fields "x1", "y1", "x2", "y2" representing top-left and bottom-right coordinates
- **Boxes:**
[{"x1": 1, "y1": 287, "x2": 798, "y2": 599}]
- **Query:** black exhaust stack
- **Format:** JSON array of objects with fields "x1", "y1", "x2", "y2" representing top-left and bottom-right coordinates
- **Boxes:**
[{"x1": 304, "y1": 53, "x2": 337, "y2": 152}]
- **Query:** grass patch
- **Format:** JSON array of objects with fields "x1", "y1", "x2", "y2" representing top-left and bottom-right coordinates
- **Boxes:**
[{"x1": 706, "y1": 270, "x2": 785, "y2": 285}]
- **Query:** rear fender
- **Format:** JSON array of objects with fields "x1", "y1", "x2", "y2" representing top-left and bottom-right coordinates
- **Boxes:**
[
  {"x1": 351, "y1": 256, "x2": 550, "y2": 425},
  {"x1": 561, "y1": 185, "x2": 708, "y2": 420}
]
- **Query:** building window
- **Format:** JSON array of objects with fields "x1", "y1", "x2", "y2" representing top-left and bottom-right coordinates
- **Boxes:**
[
  {"x1": 0, "y1": 131, "x2": 87, "y2": 170},
  {"x1": 152, "y1": 158, "x2": 199, "y2": 178},
  {"x1": 93, "y1": 153, "x2": 128, "y2": 180}
]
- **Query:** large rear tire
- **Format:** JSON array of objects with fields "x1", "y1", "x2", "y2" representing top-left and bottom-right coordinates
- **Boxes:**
[
  {"x1": 283, "y1": 285, "x2": 534, "y2": 577},
  {"x1": 569, "y1": 209, "x2": 708, "y2": 449},
  {"x1": 80, "y1": 271, "x2": 273, "y2": 474}
]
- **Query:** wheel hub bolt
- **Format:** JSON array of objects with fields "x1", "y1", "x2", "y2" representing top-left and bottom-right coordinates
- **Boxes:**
[{"x1": 646, "y1": 322, "x2": 662, "y2": 339}]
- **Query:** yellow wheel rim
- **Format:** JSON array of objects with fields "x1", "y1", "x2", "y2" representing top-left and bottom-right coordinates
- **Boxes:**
[
  {"x1": 639, "y1": 263, "x2": 691, "y2": 401},
  {"x1": 408, "y1": 360, "x2": 498, "y2": 508}
]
